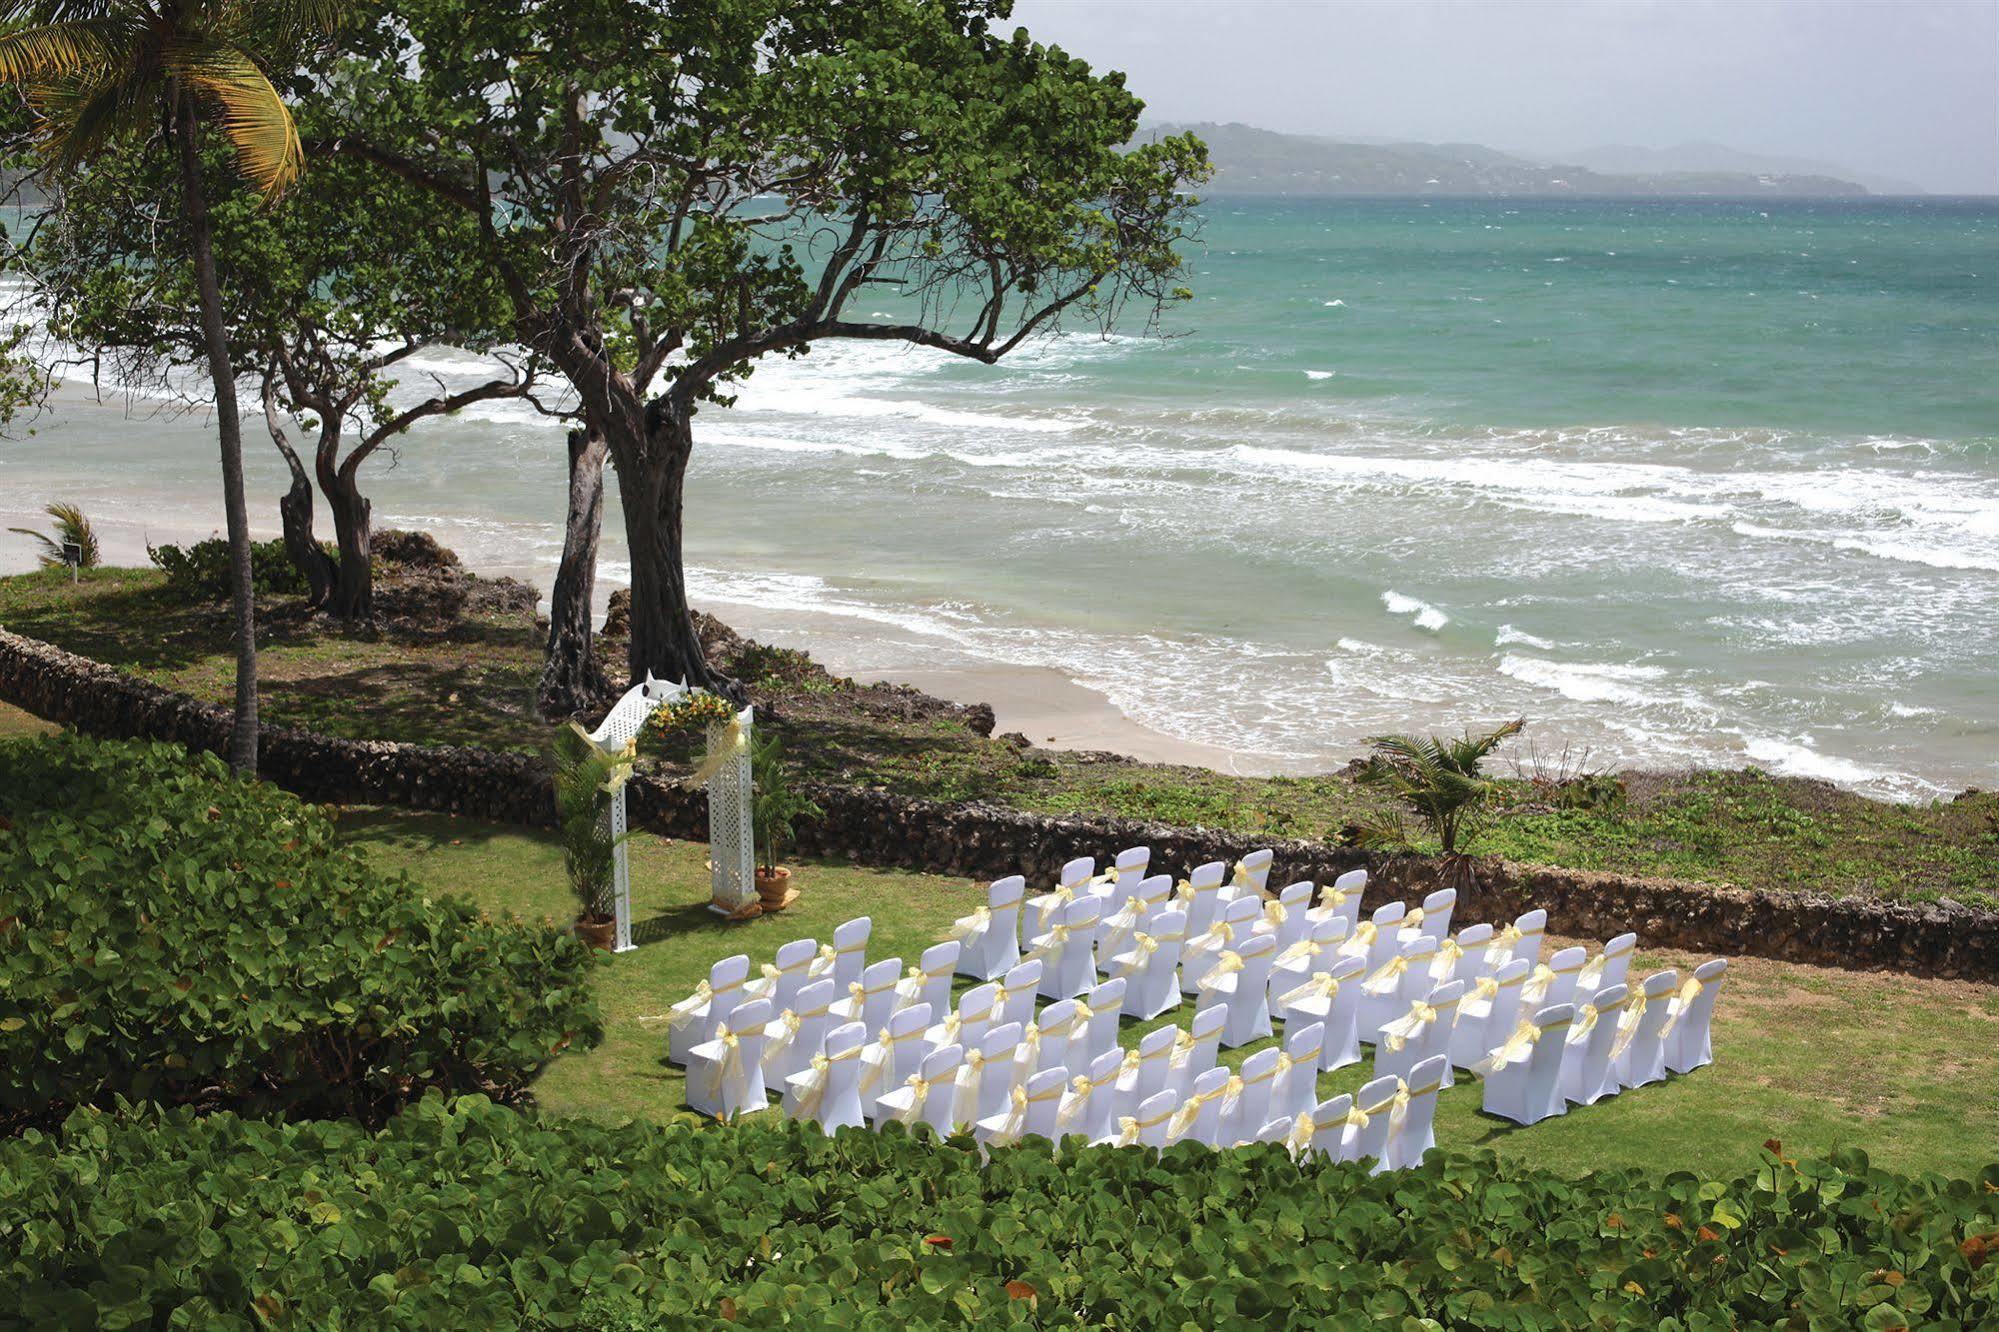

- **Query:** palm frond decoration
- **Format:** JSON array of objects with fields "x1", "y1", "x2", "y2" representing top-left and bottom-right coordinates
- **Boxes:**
[
  {"x1": 554, "y1": 723, "x2": 635, "y2": 923},
  {"x1": 8, "y1": 501, "x2": 100, "y2": 568}
]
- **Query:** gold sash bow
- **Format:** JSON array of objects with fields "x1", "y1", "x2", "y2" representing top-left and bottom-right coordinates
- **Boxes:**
[
  {"x1": 1362, "y1": 953, "x2": 1412, "y2": 995},
  {"x1": 1284, "y1": 1110, "x2": 1317, "y2": 1158},
  {"x1": 1276, "y1": 973, "x2": 1337, "y2": 1010},
  {"x1": 1195, "y1": 949, "x2": 1246, "y2": 994},
  {"x1": 1053, "y1": 1074, "x2": 1095, "y2": 1134},
  {"x1": 1471, "y1": 1018, "x2": 1542, "y2": 1076},
  {"x1": 1402, "y1": 906, "x2": 1426, "y2": 931},
  {"x1": 1276, "y1": 937, "x2": 1323, "y2": 967},
  {"x1": 947, "y1": 907, "x2": 992, "y2": 942},
  {"x1": 891, "y1": 1067, "x2": 947, "y2": 1126},
  {"x1": 1659, "y1": 977, "x2": 1706, "y2": 1038},
  {"x1": 1380, "y1": 1000, "x2": 1439, "y2": 1053},
  {"x1": 1609, "y1": 992, "x2": 1650, "y2": 1060},
  {"x1": 790, "y1": 1045, "x2": 860, "y2": 1122}
]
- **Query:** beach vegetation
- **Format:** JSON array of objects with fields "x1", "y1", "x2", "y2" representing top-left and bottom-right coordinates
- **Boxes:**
[
  {"x1": 552, "y1": 721, "x2": 635, "y2": 929},
  {"x1": 0, "y1": 0, "x2": 351, "y2": 776},
  {"x1": 0, "y1": 731, "x2": 601, "y2": 1133},
  {"x1": 148, "y1": 534, "x2": 318, "y2": 600},
  {"x1": 2, "y1": 1098, "x2": 1991, "y2": 1329},
  {"x1": 1353, "y1": 719, "x2": 1527, "y2": 886},
  {"x1": 5, "y1": 500, "x2": 97, "y2": 568},
  {"x1": 750, "y1": 731, "x2": 824, "y2": 876}
]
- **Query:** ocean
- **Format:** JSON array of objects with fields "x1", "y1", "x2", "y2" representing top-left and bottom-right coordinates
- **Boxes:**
[{"x1": 3, "y1": 196, "x2": 1995, "y2": 800}]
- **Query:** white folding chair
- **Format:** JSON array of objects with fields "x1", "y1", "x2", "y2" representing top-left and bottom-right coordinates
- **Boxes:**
[
  {"x1": 894, "y1": 941, "x2": 960, "y2": 1020},
  {"x1": 1523, "y1": 945, "x2": 1588, "y2": 1013},
  {"x1": 762, "y1": 977, "x2": 837, "y2": 1089},
  {"x1": 1105, "y1": 908, "x2": 1185, "y2": 1022},
  {"x1": 1178, "y1": 861, "x2": 1228, "y2": 941},
  {"x1": 1116, "y1": 1025, "x2": 1180, "y2": 1113},
  {"x1": 832, "y1": 956, "x2": 903, "y2": 1034},
  {"x1": 1343, "y1": 900, "x2": 1407, "y2": 976},
  {"x1": 1068, "y1": 1048, "x2": 1126, "y2": 1144},
  {"x1": 1256, "y1": 881, "x2": 1315, "y2": 956},
  {"x1": 1559, "y1": 983, "x2": 1628, "y2": 1107},
  {"x1": 686, "y1": 998, "x2": 771, "y2": 1121},
  {"x1": 1270, "y1": 1020, "x2": 1325, "y2": 1125},
  {"x1": 1254, "y1": 1115, "x2": 1297, "y2": 1148},
  {"x1": 996, "y1": 959, "x2": 1044, "y2": 1031},
  {"x1": 1077, "y1": 977, "x2": 1126, "y2": 1067},
  {"x1": 782, "y1": 1019, "x2": 867, "y2": 1132},
  {"x1": 1401, "y1": 888, "x2": 1457, "y2": 944},
  {"x1": 876, "y1": 1042, "x2": 964, "y2": 1135},
  {"x1": 1306, "y1": 868, "x2": 1367, "y2": 935},
  {"x1": 1358, "y1": 935, "x2": 1438, "y2": 1040},
  {"x1": 667, "y1": 953, "x2": 751, "y2": 1066},
  {"x1": 1477, "y1": 1002, "x2": 1572, "y2": 1126},
  {"x1": 1022, "y1": 856, "x2": 1097, "y2": 946},
  {"x1": 1343, "y1": 1073, "x2": 1401, "y2": 1169},
  {"x1": 810, "y1": 916, "x2": 873, "y2": 992},
  {"x1": 1195, "y1": 932, "x2": 1278, "y2": 1048},
  {"x1": 1224, "y1": 1047, "x2": 1282, "y2": 1146},
  {"x1": 1279, "y1": 954, "x2": 1368, "y2": 1071},
  {"x1": 925, "y1": 981, "x2": 998, "y2": 1052},
  {"x1": 857, "y1": 1002, "x2": 933, "y2": 1123},
  {"x1": 1031, "y1": 896, "x2": 1101, "y2": 1000},
  {"x1": 1167, "y1": 1066, "x2": 1232, "y2": 1148},
  {"x1": 1096, "y1": 873, "x2": 1174, "y2": 971},
  {"x1": 1579, "y1": 932, "x2": 1638, "y2": 996},
  {"x1": 1165, "y1": 1000, "x2": 1229, "y2": 1098},
  {"x1": 979, "y1": 1066, "x2": 1069, "y2": 1147},
  {"x1": 1376, "y1": 980, "x2": 1462, "y2": 1087},
  {"x1": 958, "y1": 1021, "x2": 1023, "y2": 1124},
  {"x1": 1485, "y1": 908, "x2": 1547, "y2": 974},
  {"x1": 1451, "y1": 957, "x2": 1531, "y2": 1071},
  {"x1": 1268, "y1": 915, "x2": 1351, "y2": 1016},
  {"x1": 1665, "y1": 958, "x2": 1728, "y2": 1075},
  {"x1": 1183, "y1": 895, "x2": 1259, "y2": 995},
  {"x1": 1118, "y1": 1089, "x2": 1182, "y2": 1149},
  {"x1": 1088, "y1": 847, "x2": 1152, "y2": 939},
  {"x1": 1432, "y1": 922, "x2": 1492, "y2": 986},
  {"x1": 1300, "y1": 1093, "x2": 1353, "y2": 1161},
  {"x1": 1228, "y1": 848, "x2": 1275, "y2": 899},
  {"x1": 1613, "y1": 969, "x2": 1680, "y2": 1090},
  {"x1": 1024, "y1": 998, "x2": 1081, "y2": 1079},
  {"x1": 1383, "y1": 1055, "x2": 1449, "y2": 1171},
  {"x1": 951, "y1": 877, "x2": 1023, "y2": 981},
  {"x1": 751, "y1": 938, "x2": 819, "y2": 1015}
]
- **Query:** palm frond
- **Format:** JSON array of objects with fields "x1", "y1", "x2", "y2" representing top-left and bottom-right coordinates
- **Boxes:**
[
  {"x1": 0, "y1": 18, "x2": 135, "y2": 83},
  {"x1": 29, "y1": 67, "x2": 151, "y2": 174},
  {"x1": 7, "y1": 501, "x2": 98, "y2": 568},
  {"x1": 166, "y1": 37, "x2": 303, "y2": 196}
]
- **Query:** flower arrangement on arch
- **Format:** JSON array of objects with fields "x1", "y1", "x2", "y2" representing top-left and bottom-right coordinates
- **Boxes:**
[{"x1": 636, "y1": 689, "x2": 738, "y2": 752}]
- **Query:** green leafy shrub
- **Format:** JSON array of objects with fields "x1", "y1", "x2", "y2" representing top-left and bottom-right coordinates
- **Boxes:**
[
  {"x1": 0, "y1": 733, "x2": 600, "y2": 1133},
  {"x1": 147, "y1": 535, "x2": 321, "y2": 600},
  {"x1": 0, "y1": 1099, "x2": 1991, "y2": 1329}
]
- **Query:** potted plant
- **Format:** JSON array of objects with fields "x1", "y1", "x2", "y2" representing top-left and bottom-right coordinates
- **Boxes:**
[
  {"x1": 553, "y1": 722, "x2": 636, "y2": 950},
  {"x1": 751, "y1": 732, "x2": 821, "y2": 911}
]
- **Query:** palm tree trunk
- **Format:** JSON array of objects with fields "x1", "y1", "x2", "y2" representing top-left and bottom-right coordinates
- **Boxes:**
[{"x1": 175, "y1": 89, "x2": 258, "y2": 775}]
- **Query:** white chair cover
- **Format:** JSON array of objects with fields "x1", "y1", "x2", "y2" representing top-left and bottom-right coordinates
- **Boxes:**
[
  {"x1": 1522, "y1": 944, "x2": 1588, "y2": 1013},
  {"x1": 894, "y1": 940, "x2": 961, "y2": 1020},
  {"x1": 1031, "y1": 895, "x2": 1102, "y2": 1000},
  {"x1": 762, "y1": 977, "x2": 837, "y2": 1089},
  {"x1": 1097, "y1": 873, "x2": 1175, "y2": 971},
  {"x1": 1182, "y1": 895, "x2": 1259, "y2": 995},
  {"x1": 1270, "y1": 1020, "x2": 1324, "y2": 1125},
  {"x1": 1558, "y1": 982, "x2": 1628, "y2": 1107},
  {"x1": 1450, "y1": 957, "x2": 1531, "y2": 1071},
  {"x1": 1165, "y1": 1002, "x2": 1228, "y2": 1099},
  {"x1": 858, "y1": 1002, "x2": 933, "y2": 1123},
  {"x1": 1401, "y1": 888, "x2": 1457, "y2": 944},
  {"x1": 875, "y1": 1042, "x2": 964, "y2": 1135},
  {"x1": 1022, "y1": 856, "x2": 1097, "y2": 946},
  {"x1": 1278, "y1": 954, "x2": 1369, "y2": 1072},
  {"x1": 959, "y1": 1021, "x2": 1023, "y2": 1124},
  {"x1": 925, "y1": 981, "x2": 998, "y2": 1053},
  {"x1": 1305, "y1": 868, "x2": 1367, "y2": 936},
  {"x1": 1106, "y1": 907, "x2": 1185, "y2": 1022},
  {"x1": 751, "y1": 937, "x2": 819, "y2": 1015},
  {"x1": 1477, "y1": 1002, "x2": 1573, "y2": 1126},
  {"x1": 1343, "y1": 1073, "x2": 1401, "y2": 1169},
  {"x1": 667, "y1": 953, "x2": 751, "y2": 1066},
  {"x1": 1077, "y1": 977, "x2": 1126, "y2": 1067},
  {"x1": 1223, "y1": 1047, "x2": 1282, "y2": 1146},
  {"x1": 1612, "y1": 968, "x2": 1680, "y2": 1089},
  {"x1": 1375, "y1": 979, "x2": 1462, "y2": 1087},
  {"x1": 979, "y1": 1066, "x2": 1070, "y2": 1146},
  {"x1": 1195, "y1": 931, "x2": 1278, "y2": 1048},
  {"x1": 809, "y1": 916, "x2": 873, "y2": 993},
  {"x1": 995, "y1": 959, "x2": 1044, "y2": 1031},
  {"x1": 686, "y1": 997, "x2": 771, "y2": 1120},
  {"x1": 1665, "y1": 958, "x2": 1727, "y2": 1075},
  {"x1": 1431, "y1": 922, "x2": 1492, "y2": 987},
  {"x1": 952, "y1": 877, "x2": 1024, "y2": 981},
  {"x1": 1117, "y1": 1025, "x2": 1180, "y2": 1111},
  {"x1": 782, "y1": 1019, "x2": 868, "y2": 1132},
  {"x1": 1383, "y1": 1054, "x2": 1449, "y2": 1171}
]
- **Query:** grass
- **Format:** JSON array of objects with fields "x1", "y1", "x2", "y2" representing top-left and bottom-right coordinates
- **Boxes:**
[
  {"x1": 341, "y1": 804, "x2": 1999, "y2": 1180},
  {"x1": 6, "y1": 563, "x2": 1996, "y2": 906}
]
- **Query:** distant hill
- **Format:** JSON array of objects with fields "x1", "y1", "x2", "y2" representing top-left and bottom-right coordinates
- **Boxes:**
[
  {"x1": 1147, "y1": 122, "x2": 1871, "y2": 198},
  {"x1": 1555, "y1": 142, "x2": 1923, "y2": 197}
]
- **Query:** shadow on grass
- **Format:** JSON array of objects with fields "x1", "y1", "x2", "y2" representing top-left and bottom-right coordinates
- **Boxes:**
[{"x1": 333, "y1": 806, "x2": 541, "y2": 852}]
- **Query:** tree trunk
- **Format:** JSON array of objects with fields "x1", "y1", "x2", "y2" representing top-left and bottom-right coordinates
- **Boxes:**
[
  {"x1": 616, "y1": 407, "x2": 735, "y2": 697},
  {"x1": 536, "y1": 425, "x2": 610, "y2": 716},
  {"x1": 272, "y1": 437, "x2": 334, "y2": 609},
  {"x1": 175, "y1": 90, "x2": 258, "y2": 775},
  {"x1": 320, "y1": 461, "x2": 373, "y2": 623}
]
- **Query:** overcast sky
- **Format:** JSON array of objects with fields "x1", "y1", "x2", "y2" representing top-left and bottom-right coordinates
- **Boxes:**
[{"x1": 1008, "y1": 0, "x2": 1999, "y2": 194}]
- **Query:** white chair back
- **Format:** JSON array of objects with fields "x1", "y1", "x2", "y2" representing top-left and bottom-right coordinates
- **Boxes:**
[
  {"x1": 1490, "y1": 908, "x2": 1547, "y2": 972},
  {"x1": 1027, "y1": 997, "x2": 1080, "y2": 1078},
  {"x1": 1233, "y1": 848, "x2": 1275, "y2": 896},
  {"x1": 929, "y1": 981, "x2": 999, "y2": 1051},
  {"x1": 876, "y1": 1042, "x2": 963, "y2": 1134},
  {"x1": 897, "y1": 941, "x2": 960, "y2": 1018},
  {"x1": 1384, "y1": 1054, "x2": 1449, "y2": 1170},
  {"x1": 1271, "y1": 1021, "x2": 1324, "y2": 1124},
  {"x1": 965, "y1": 1021, "x2": 1023, "y2": 1122},
  {"x1": 1376, "y1": 979, "x2": 1461, "y2": 1087},
  {"x1": 668, "y1": 953, "x2": 751, "y2": 1065},
  {"x1": 1109, "y1": 906, "x2": 1184, "y2": 1022},
  {"x1": 1666, "y1": 958, "x2": 1727, "y2": 1074},
  {"x1": 1559, "y1": 982, "x2": 1628, "y2": 1108},
  {"x1": 763, "y1": 977, "x2": 837, "y2": 1087},
  {"x1": 1310, "y1": 868, "x2": 1367, "y2": 935},
  {"x1": 1131, "y1": 1088, "x2": 1180, "y2": 1149},
  {"x1": 1580, "y1": 932, "x2": 1638, "y2": 993},
  {"x1": 1356, "y1": 901, "x2": 1407, "y2": 974},
  {"x1": 1175, "y1": 1066, "x2": 1232, "y2": 1148},
  {"x1": 1036, "y1": 895, "x2": 1102, "y2": 999},
  {"x1": 1614, "y1": 968, "x2": 1681, "y2": 1089},
  {"x1": 1019, "y1": 1066, "x2": 1072, "y2": 1142},
  {"x1": 1281, "y1": 953, "x2": 1367, "y2": 1071},
  {"x1": 954, "y1": 877, "x2": 1023, "y2": 981},
  {"x1": 1528, "y1": 945, "x2": 1588, "y2": 1012},
  {"x1": 1168, "y1": 1002, "x2": 1228, "y2": 1097},
  {"x1": 1113, "y1": 846, "x2": 1151, "y2": 881},
  {"x1": 816, "y1": 916, "x2": 873, "y2": 991},
  {"x1": 1344, "y1": 1073, "x2": 1401, "y2": 1167},
  {"x1": 760, "y1": 937, "x2": 819, "y2": 1014},
  {"x1": 1075, "y1": 1047, "x2": 1126, "y2": 1142},
  {"x1": 1481, "y1": 1002, "x2": 1572, "y2": 1126},
  {"x1": 859, "y1": 1002, "x2": 934, "y2": 1121},
  {"x1": 1080, "y1": 977, "x2": 1125, "y2": 1066},
  {"x1": 997, "y1": 959, "x2": 1043, "y2": 1030},
  {"x1": 1411, "y1": 888, "x2": 1456, "y2": 942},
  {"x1": 1227, "y1": 1047, "x2": 1282, "y2": 1146},
  {"x1": 1263, "y1": 881, "x2": 1313, "y2": 954},
  {"x1": 783, "y1": 1019, "x2": 867, "y2": 1132},
  {"x1": 1305, "y1": 1093, "x2": 1353, "y2": 1160},
  {"x1": 687, "y1": 997, "x2": 770, "y2": 1121},
  {"x1": 840, "y1": 956, "x2": 903, "y2": 1034},
  {"x1": 1181, "y1": 861, "x2": 1228, "y2": 939},
  {"x1": 1124, "y1": 1025, "x2": 1179, "y2": 1107},
  {"x1": 1451, "y1": 957, "x2": 1530, "y2": 1071},
  {"x1": 1182, "y1": 894, "x2": 1260, "y2": 995},
  {"x1": 1436, "y1": 922, "x2": 1492, "y2": 985}
]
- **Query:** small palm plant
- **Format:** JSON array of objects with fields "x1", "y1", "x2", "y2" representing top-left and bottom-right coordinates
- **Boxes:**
[
  {"x1": 553, "y1": 723, "x2": 635, "y2": 946},
  {"x1": 751, "y1": 732, "x2": 822, "y2": 886},
  {"x1": 1355, "y1": 719, "x2": 1525, "y2": 889},
  {"x1": 8, "y1": 502, "x2": 99, "y2": 569}
]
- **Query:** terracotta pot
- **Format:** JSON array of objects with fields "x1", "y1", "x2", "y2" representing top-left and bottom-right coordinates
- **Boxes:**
[
  {"x1": 756, "y1": 866, "x2": 797, "y2": 911},
  {"x1": 574, "y1": 915, "x2": 616, "y2": 952}
]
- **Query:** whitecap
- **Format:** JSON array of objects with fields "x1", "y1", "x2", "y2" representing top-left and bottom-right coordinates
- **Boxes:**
[{"x1": 1381, "y1": 590, "x2": 1450, "y2": 632}]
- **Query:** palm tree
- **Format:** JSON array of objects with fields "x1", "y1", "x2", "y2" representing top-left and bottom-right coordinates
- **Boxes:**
[
  {"x1": 1356, "y1": 719, "x2": 1526, "y2": 889},
  {"x1": 0, "y1": 0, "x2": 336, "y2": 775},
  {"x1": 8, "y1": 500, "x2": 100, "y2": 567}
]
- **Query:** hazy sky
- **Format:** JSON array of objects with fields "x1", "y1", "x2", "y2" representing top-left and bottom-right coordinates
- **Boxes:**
[{"x1": 1008, "y1": 0, "x2": 1999, "y2": 194}]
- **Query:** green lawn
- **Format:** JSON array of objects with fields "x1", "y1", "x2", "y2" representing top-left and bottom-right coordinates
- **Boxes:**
[
  {"x1": 8, "y1": 564, "x2": 1998, "y2": 906},
  {"x1": 342, "y1": 805, "x2": 1999, "y2": 1180}
]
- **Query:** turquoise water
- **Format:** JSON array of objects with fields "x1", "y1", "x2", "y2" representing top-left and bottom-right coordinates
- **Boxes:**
[{"x1": 4, "y1": 197, "x2": 1996, "y2": 797}]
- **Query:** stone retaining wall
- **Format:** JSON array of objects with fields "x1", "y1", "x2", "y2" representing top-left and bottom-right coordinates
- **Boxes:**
[{"x1": 4, "y1": 626, "x2": 1994, "y2": 981}]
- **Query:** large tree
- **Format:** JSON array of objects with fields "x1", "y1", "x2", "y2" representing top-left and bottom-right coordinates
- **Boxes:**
[
  {"x1": 0, "y1": 0, "x2": 341, "y2": 773},
  {"x1": 17, "y1": 129, "x2": 545, "y2": 623},
  {"x1": 324, "y1": 0, "x2": 1208, "y2": 693}
]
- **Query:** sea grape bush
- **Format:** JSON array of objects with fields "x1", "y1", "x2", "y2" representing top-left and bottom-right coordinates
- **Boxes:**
[
  {"x1": 147, "y1": 536, "x2": 319, "y2": 600},
  {"x1": 0, "y1": 733, "x2": 600, "y2": 1132},
  {"x1": 0, "y1": 1096, "x2": 1991, "y2": 1330}
]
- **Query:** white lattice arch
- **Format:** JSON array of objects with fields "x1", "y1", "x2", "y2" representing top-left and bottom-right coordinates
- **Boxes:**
[{"x1": 586, "y1": 673, "x2": 756, "y2": 948}]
